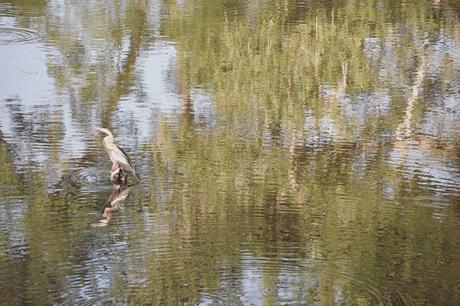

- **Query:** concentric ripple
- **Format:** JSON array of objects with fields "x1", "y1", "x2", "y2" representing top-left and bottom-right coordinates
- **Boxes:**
[{"x1": 0, "y1": 27, "x2": 38, "y2": 44}]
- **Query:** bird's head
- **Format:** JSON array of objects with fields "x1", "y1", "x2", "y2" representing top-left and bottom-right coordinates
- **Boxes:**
[{"x1": 95, "y1": 127, "x2": 113, "y2": 137}]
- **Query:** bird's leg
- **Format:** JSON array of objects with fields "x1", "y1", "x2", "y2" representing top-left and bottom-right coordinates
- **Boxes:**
[
  {"x1": 111, "y1": 181, "x2": 122, "y2": 189},
  {"x1": 122, "y1": 171, "x2": 128, "y2": 186},
  {"x1": 111, "y1": 167, "x2": 124, "y2": 188}
]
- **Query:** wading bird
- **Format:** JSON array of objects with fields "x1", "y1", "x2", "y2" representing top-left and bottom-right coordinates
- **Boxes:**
[{"x1": 95, "y1": 128, "x2": 140, "y2": 183}]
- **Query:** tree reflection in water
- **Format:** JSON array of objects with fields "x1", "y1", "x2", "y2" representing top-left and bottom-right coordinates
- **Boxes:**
[{"x1": 0, "y1": 0, "x2": 459, "y2": 305}]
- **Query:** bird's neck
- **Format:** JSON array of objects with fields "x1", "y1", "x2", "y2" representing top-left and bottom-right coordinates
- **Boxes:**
[{"x1": 103, "y1": 136, "x2": 116, "y2": 148}]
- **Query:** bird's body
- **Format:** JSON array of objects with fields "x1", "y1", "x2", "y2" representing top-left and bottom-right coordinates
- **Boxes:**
[{"x1": 96, "y1": 128, "x2": 140, "y2": 182}]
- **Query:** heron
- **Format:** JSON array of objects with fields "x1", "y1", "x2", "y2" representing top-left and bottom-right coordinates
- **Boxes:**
[{"x1": 95, "y1": 127, "x2": 140, "y2": 182}]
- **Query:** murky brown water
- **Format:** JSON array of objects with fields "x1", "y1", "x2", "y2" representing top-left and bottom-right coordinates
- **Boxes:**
[{"x1": 1, "y1": 0, "x2": 460, "y2": 304}]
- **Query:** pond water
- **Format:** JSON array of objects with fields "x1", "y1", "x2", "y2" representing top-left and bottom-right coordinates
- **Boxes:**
[{"x1": 1, "y1": 0, "x2": 460, "y2": 304}]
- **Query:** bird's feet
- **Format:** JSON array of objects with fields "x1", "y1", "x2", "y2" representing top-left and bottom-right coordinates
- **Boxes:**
[{"x1": 111, "y1": 168, "x2": 128, "y2": 188}]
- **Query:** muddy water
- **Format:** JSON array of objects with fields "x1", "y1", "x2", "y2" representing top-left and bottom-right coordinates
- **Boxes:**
[{"x1": 0, "y1": 0, "x2": 460, "y2": 304}]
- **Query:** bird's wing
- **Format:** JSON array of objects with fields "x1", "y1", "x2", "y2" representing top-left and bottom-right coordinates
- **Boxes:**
[{"x1": 114, "y1": 145, "x2": 140, "y2": 179}]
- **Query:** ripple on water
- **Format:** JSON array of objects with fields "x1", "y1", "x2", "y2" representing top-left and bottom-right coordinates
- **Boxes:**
[
  {"x1": 197, "y1": 292, "x2": 226, "y2": 306},
  {"x1": 237, "y1": 254, "x2": 314, "y2": 304},
  {"x1": 233, "y1": 252, "x2": 407, "y2": 305},
  {"x1": 0, "y1": 27, "x2": 39, "y2": 45},
  {"x1": 0, "y1": 197, "x2": 29, "y2": 258},
  {"x1": 79, "y1": 296, "x2": 118, "y2": 306}
]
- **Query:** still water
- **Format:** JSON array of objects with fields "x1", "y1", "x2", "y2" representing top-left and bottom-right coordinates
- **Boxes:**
[{"x1": 1, "y1": 0, "x2": 460, "y2": 304}]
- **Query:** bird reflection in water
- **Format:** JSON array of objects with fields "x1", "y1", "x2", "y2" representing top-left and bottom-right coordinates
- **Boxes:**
[{"x1": 92, "y1": 185, "x2": 135, "y2": 227}]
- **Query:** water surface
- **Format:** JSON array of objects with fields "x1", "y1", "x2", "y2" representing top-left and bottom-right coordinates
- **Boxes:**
[{"x1": 1, "y1": 0, "x2": 460, "y2": 304}]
